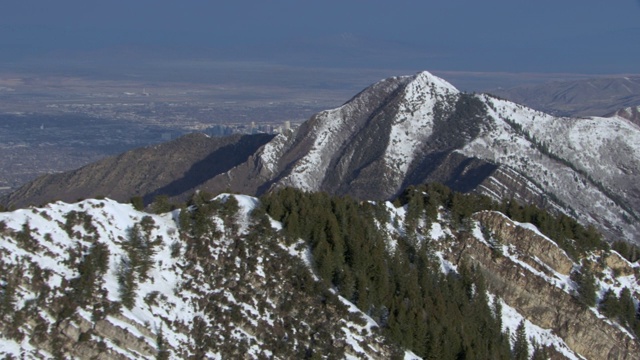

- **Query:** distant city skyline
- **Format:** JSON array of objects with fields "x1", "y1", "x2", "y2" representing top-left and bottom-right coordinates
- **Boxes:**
[{"x1": 1, "y1": 0, "x2": 639, "y2": 75}]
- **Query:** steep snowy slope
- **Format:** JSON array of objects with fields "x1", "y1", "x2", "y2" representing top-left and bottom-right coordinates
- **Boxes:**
[
  {"x1": 267, "y1": 71, "x2": 458, "y2": 191},
  {"x1": 0, "y1": 197, "x2": 415, "y2": 359},
  {"x1": 243, "y1": 71, "x2": 640, "y2": 243},
  {"x1": 460, "y1": 95, "x2": 640, "y2": 242},
  {"x1": 254, "y1": 73, "x2": 441, "y2": 192},
  {"x1": 239, "y1": 71, "x2": 492, "y2": 200}
]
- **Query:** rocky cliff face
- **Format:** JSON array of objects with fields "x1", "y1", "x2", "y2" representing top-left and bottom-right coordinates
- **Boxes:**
[
  {"x1": 473, "y1": 211, "x2": 574, "y2": 275},
  {"x1": 438, "y1": 211, "x2": 640, "y2": 360}
]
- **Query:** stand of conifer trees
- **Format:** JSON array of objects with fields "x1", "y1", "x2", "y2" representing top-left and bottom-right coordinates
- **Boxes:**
[
  {"x1": 259, "y1": 183, "x2": 615, "y2": 358},
  {"x1": 261, "y1": 187, "x2": 515, "y2": 359}
]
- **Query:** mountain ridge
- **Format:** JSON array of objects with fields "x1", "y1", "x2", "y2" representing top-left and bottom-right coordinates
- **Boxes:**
[
  {"x1": 0, "y1": 195, "x2": 418, "y2": 359},
  {"x1": 607, "y1": 106, "x2": 640, "y2": 126},
  {"x1": 2, "y1": 132, "x2": 275, "y2": 207},
  {"x1": 4, "y1": 71, "x2": 640, "y2": 244},
  {"x1": 1, "y1": 187, "x2": 639, "y2": 359},
  {"x1": 488, "y1": 76, "x2": 640, "y2": 117}
]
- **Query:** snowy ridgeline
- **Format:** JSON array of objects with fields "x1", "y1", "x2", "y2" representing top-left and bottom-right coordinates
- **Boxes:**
[
  {"x1": 0, "y1": 195, "x2": 638, "y2": 359},
  {"x1": 259, "y1": 71, "x2": 640, "y2": 243},
  {"x1": 461, "y1": 93, "x2": 640, "y2": 243},
  {"x1": 0, "y1": 196, "x2": 421, "y2": 359}
]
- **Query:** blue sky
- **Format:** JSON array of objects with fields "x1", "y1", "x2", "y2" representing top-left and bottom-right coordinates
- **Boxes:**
[{"x1": 1, "y1": 0, "x2": 639, "y2": 74}]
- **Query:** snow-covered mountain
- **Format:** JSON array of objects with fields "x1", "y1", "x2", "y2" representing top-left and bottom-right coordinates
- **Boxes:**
[
  {"x1": 461, "y1": 95, "x2": 640, "y2": 243},
  {"x1": 4, "y1": 71, "x2": 640, "y2": 245},
  {"x1": 232, "y1": 71, "x2": 640, "y2": 244},
  {"x1": 1, "y1": 192, "x2": 638, "y2": 359}
]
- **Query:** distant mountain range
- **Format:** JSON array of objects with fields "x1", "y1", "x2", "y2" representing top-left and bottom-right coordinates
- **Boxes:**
[
  {"x1": 5, "y1": 71, "x2": 640, "y2": 245},
  {"x1": 489, "y1": 76, "x2": 640, "y2": 117}
]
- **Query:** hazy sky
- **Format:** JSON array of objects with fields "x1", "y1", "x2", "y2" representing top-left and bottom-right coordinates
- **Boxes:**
[{"x1": 1, "y1": 0, "x2": 639, "y2": 74}]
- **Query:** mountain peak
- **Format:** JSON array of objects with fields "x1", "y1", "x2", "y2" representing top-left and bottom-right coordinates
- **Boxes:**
[{"x1": 410, "y1": 70, "x2": 459, "y2": 94}]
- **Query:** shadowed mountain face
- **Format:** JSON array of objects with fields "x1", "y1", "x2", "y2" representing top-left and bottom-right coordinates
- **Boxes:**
[
  {"x1": 3, "y1": 133, "x2": 274, "y2": 207},
  {"x1": 489, "y1": 76, "x2": 640, "y2": 117},
  {"x1": 5, "y1": 71, "x2": 640, "y2": 244}
]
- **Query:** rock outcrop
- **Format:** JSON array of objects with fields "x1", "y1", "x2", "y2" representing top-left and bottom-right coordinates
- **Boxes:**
[
  {"x1": 474, "y1": 211, "x2": 574, "y2": 275},
  {"x1": 440, "y1": 211, "x2": 640, "y2": 360}
]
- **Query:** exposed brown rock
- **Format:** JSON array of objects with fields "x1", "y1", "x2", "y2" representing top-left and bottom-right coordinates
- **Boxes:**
[
  {"x1": 473, "y1": 211, "x2": 574, "y2": 275},
  {"x1": 605, "y1": 251, "x2": 636, "y2": 277},
  {"x1": 441, "y1": 213, "x2": 640, "y2": 360}
]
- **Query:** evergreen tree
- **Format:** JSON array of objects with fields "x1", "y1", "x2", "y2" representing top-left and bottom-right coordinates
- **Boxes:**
[
  {"x1": 191, "y1": 316, "x2": 214, "y2": 358},
  {"x1": 530, "y1": 339, "x2": 548, "y2": 360},
  {"x1": 599, "y1": 289, "x2": 620, "y2": 319},
  {"x1": 178, "y1": 206, "x2": 192, "y2": 234},
  {"x1": 220, "y1": 195, "x2": 240, "y2": 232},
  {"x1": 156, "y1": 325, "x2": 171, "y2": 360},
  {"x1": 123, "y1": 224, "x2": 156, "y2": 280},
  {"x1": 0, "y1": 272, "x2": 17, "y2": 320},
  {"x1": 572, "y1": 261, "x2": 597, "y2": 307},
  {"x1": 130, "y1": 196, "x2": 145, "y2": 211},
  {"x1": 611, "y1": 240, "x2": 640, "y2": 262},
  {"x1": 404, "y1": 187, "x2": 424, "y2": 233},
  {"x1": 312, "y1": 234, "x2": 335, "y2": 284},
  {"x1": 512, "y1": 320, "x2": 529, "y2": 360},
  {"x1": 117, "y1": 257, "x2": 137, "y2": 309},
  {"x1": 71, "y1": 241, "x2": 110, "y2": 306},
  {"x1": 151, "y1": 195, "x2": 172, "y2": 214},
  {"x1": 16, "y1": 220, "x2": 38, "y2": 252},
  {"x1": 618, "y1": 287, "x2": 637, "y2": 328}
]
